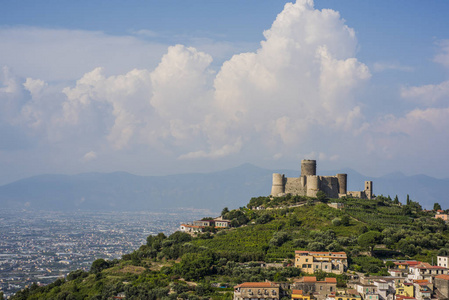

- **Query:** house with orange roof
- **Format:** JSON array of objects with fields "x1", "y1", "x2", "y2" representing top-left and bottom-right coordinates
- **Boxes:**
[
  {"x1": 393, "y1": 261, "x2": 421, "y2": 271},
  {"x1": 294, "y1": 251, "x2": 348, "y2": 275},
  {"x1": 179, "y1": 223, "x2": 204, "y2": 233},
  {"x1": 292, "y1": 289, "x2": 315, "y2": 300},
  {"x1": 234, "y1": 282, "x2": 280, "y2": 300},
  {"x1": 292, "y1": 277, "x2": 337, "y2": 300},
  {"x1": 408, "y1": 262, "x2": 448, "y2": 281},
  {"x1": 412, "y1": 279, "x2": 432, "y2": 300}
]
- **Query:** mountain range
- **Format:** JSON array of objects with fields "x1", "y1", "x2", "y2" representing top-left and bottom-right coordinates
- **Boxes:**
[{"x1": 0, "y1": 164, "x2": 446, "y2": 211}]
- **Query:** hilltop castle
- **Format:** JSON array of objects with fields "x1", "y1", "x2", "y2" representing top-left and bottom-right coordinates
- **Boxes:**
[{"x1": 271, "y1": 159, "x2": 373, "y2": 199}]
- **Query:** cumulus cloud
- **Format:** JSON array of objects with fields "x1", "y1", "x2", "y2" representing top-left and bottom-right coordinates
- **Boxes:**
[{"x1": 0, "y1": 0, "x2": 376, "y2": 180}]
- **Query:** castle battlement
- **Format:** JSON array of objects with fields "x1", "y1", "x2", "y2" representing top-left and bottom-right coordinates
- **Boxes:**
[{"x1": 271, "y1": 159, "x2": 373, "y2": 199}]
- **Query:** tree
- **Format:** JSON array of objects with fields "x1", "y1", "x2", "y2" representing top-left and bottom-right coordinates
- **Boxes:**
[
  {"x1": 394, "y1": 195, "x2": 399, "y2": 205},
  {"x1": 146, "y1": 232, "x2": 167, "y2": 249},
  {"x1": 341, "y1": 215, "x2": 350, "y2": 226},
  {"x1": 406, "y1": 194, "x2": 410, "y2": 205},
  {"x1": 168, "y1": 231, "x2": 192, "y2": 244},
  {"x1": 358, "y1": 231, "x2": 382, "y2": 252},
  {"x1": 221, "y1": 207, "x2": 229, "y2": 217},
  {"x1": 434, "y1": 203, "x2": 442, "y2": 211},
  {"x1": 332, "y1": 218, "x2": 342, "y2": 226},
  {"x1": 90, "y1": 258, "x2": 110, "y2": 274},
  {"x1": 316, "y1": 191, "x2": 328, "y2": 203}
]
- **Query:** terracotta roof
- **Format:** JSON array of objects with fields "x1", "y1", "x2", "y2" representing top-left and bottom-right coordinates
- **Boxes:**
[
  {"x1": 292, "y1": 290, "x2": 304, "y2": 295},
  {"x1": 435, "y1": 274, "x2": 449, "y2": 280},
  {"x1": 413, "y1": 280, "x2": 429, "y2": 284},
  {"x1": 394, "y1": 261, "x2": 420, "y2": 266},
  {"x1": 295, "y1": 250, "x2": 346, "y2": 255},
  {"x1": 414, "y1": 263, "x2": 447, "y2": 269},
  {"x1": 235, "y1": 282, "x2": 278, "y2": 288},
  {"x1": 305, "y1": 277, "x2": 318, "y2": 282},
  {"x1": 325, "y1": 278, "x2": 337, "y2": 283}
]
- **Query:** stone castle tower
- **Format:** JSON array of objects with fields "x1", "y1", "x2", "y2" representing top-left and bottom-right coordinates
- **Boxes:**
[{"x1": 271, "y1": 159, "x2": 373, "y2": 199}]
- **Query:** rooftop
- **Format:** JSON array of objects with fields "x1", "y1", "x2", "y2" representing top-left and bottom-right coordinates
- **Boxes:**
[{"x1": 235, "y1": 282, "x2": 278, "y2": 288}]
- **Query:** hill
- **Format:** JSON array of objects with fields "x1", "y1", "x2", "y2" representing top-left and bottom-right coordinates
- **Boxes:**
[
  {"x1": 10, "y1": 195, "x2": 449, "y2": 300},
  {"x1": 0, "y1": 164, "x2": 447, "y2": 211}
]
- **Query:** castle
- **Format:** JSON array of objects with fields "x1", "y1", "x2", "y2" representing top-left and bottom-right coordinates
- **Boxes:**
[{"x1": 271, "y1": 159, "x2": 373, "y2": 199}]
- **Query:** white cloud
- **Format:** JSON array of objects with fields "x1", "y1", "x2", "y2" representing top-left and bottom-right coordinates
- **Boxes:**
[
  {"x1": 373, "y1": 62, "x2": 414, "y2": 72},
  {"x1": 0, "y1": 27, "x2": 168, "y2": 81},
  {"x1": 434, "y1": 40, "x2": 449, "y2": 69},
  {"x1": 81, "y1": 151, "x2": 97, "y2": 162},
  {"x1": 401, "y1": 80, "x2": 449, "y2": 106}
]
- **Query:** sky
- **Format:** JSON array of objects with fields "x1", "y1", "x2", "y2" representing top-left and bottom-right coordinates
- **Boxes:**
[{"x1": 1, "y1": 0, "x2": 449, "y2": 185}]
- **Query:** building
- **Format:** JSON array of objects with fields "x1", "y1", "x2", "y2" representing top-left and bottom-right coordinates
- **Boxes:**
[
  {"x1": 179, "y1": 224, "x2": 204, "y2": 233},
  {"x1": 180, "y1": 217, "x2": 231, "y2": 234},
  {"x1": 292, "y1": 289, "x2": 315, "y2": 300},
  {"x1": 396, "y1": 283, "x2": 415, "y2": 298},
  {"x1": 434, "y1": 274, "x2": 449, "y2": 298},
  {"x1": 326, "y1": 290, "x2": 361, "y2": 300},
  {"x1": 354, "y1": 283, "x2": 379, "y2": 300},
  {"x1": 294, "y1": 251, "x2": 348, "y2": 275},
  {"x1": 292, "y1": 277, "x2": 337, "y2": 300},
  {"x1": 435, "y1": 211, "x2": 448, "y2": 223},
  {"x1": 271, "y1": 159, "x2": 373, "y2": 199},
  {"x1": 234, "y1": 282, "x2": 280, "y2": 300},
  {"x1": 408, "y1": 262, "x2": 448, "y2": 281},
  {"x1": 438, "y1": 256, "x2": 449, "y2": 268},
  {"x1": 412, "y1": 280, "x2": 432, "y2": 300}
]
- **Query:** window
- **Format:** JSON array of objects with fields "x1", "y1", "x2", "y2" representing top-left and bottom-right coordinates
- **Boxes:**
[
  {"x1": 303, "y1": 264, "x2": 307, "y2": 268},
  {"x1": 306, "y1": 259, "x2": 308, "y2": 262}
]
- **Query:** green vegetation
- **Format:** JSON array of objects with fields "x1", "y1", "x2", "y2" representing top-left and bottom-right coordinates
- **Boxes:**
[{"x1": 11, "y1": 194, "x2": 449, "y2": 300}]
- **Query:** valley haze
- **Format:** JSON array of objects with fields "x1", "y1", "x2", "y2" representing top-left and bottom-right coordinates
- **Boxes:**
[{"x1": 0, "y1": 164, "x2": 446, "y2": 211}]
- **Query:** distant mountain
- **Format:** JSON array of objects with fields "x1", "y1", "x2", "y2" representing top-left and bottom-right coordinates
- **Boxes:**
[{"x1": 0, "y1": 164, "x2": 446, "y2": 211}]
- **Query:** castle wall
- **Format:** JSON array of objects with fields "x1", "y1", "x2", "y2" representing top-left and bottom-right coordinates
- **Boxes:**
[
  {"x1": 320, "y1": 176, "x2": 339, "y2": 199},
  {"x1": 347, "y1": 191, "x2": 365, "y2": 198},
  {"x1": 285, "y1": 177, "x2": 306, "y2": 196}
]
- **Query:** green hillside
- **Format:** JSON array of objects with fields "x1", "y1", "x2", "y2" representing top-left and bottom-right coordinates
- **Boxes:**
[{"x1": 10, "y1": 196, "x2": 449, "y2": 300}]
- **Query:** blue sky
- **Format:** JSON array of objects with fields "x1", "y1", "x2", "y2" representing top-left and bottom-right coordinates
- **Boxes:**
[{"x1": 1, "y1": 0, "x2": 449, "y2": 184}]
